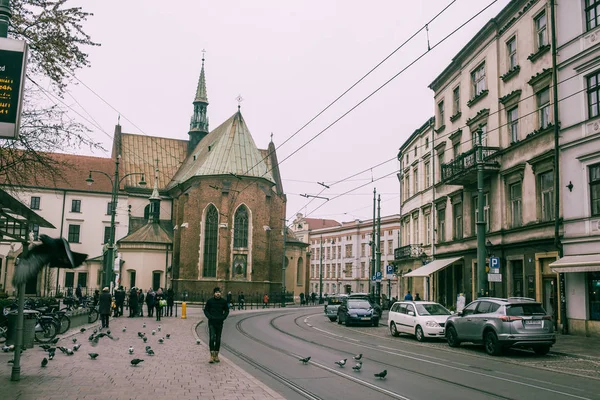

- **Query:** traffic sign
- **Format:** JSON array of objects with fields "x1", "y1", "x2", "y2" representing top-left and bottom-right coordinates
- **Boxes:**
[
  {"x1": 490, "y1": 257, "x2": 500, "y2": 270},
  {"x1": 372, "y1": 275, "x2": 376, "y2": 282},
  {"x1": 375, "y1": 271, "x2": 382, "y2": 281},
  {"x1": 386, "y1": 264, "x2": 394, "y2": 277},
  {"x1": 488, "y1": 274, "x2": 502, "y2": 282}
]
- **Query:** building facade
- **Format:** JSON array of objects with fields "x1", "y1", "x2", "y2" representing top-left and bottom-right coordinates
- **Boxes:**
[
  {"x1": 397, "y1": 0, "x2": 562, "y2": 326},
  {"x1": 550, "y1": 0, "x2": 600, "y2": 336}
]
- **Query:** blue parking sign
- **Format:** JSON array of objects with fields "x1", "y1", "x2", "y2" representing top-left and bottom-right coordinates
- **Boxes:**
[
  {"x1": 386, "y1": 265, "x2": 394, "y2": 275},
  {"x1": 375, "y1": 271, "x2": 382, "y2": 281},
  {"x1": 490, "y1": 257, "x2": 500, "y2": 269}
]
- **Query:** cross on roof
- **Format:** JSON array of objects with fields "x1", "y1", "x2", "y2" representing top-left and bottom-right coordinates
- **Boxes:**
[{"x1": 236, "y1": 94, "x2": 244, "y2": 111}]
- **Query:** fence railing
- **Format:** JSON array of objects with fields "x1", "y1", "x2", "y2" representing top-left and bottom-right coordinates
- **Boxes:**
[{"x1": 176, "y1": 291, "x2": 295, "y2": 308}]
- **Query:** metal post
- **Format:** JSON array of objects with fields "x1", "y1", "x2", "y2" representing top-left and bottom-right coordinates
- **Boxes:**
[
  {"x1": 11, "y1": 225, "x2": 30, "y2": 381},
  {"x1": 281, "y1": 219, "x2": 287, "y2": 307},
  {"x1": 319, "y1": 235, "x2": 323, "y2": 304},
  {"x1": 476, "y1": 130, "x2": 487, "y2": 298},
  {"x1": 105, "y1": 157, "x2": 119, "y2": 290},
  {"x1": 371, "y1": 189, "x2": 376, "y2": 296},
  {"x1": 0, "y1": 0, "x2": 10, "y2": 38},
  {"x1": 376, "y1": 194, "x2": 382, "y2": 305}
]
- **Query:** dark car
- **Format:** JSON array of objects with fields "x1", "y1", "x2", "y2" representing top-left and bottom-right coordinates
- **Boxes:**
[
  {"x1": 337, "y1": 299, "x2": 378, "y2": 326},
  {"x1": 345, "y1": 293, "x2": 382, "y2": 323}
]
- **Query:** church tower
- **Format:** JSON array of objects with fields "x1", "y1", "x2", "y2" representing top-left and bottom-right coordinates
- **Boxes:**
[{"x1": 188, "y1": 54, "x2": 209, "y2": 154}]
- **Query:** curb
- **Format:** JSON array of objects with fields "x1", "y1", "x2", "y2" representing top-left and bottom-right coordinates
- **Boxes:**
[{"x1": 549, "y1": 350, "x2": 600, "y2": 361}]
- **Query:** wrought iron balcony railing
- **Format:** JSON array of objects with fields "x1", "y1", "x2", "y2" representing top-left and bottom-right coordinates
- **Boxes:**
[
  {"x1": 441, "y1": 146, "x2": 500, "y2": 184},
  {"x1": 394, "y1": 244, "x2": 423, "y2": 261}
]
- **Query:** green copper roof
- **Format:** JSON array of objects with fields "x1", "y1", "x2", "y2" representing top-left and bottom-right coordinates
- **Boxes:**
[
  {"x1": 168, "y1": 111, "x2": 274, "y2": 188},
  {"x1": 194, "y1": 58, "x2": 208, "y2": 104}
]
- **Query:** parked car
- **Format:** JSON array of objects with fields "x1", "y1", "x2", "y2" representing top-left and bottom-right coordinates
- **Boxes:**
[
  {"x1": 346, "y1": 293, "x2": 382, "y2": 322},
  {"x1": 388, "y1": 301, "x2": 451, "y2": 342},
  {"x1": 444, "y1": 297, "x2": 556, "y2": 356},
  {"x1": 324, "y1": 294, "x2": 347, "y2": 321},
  {"x1": 337, "y1": 299, "x2": 378, "y2": 326}
]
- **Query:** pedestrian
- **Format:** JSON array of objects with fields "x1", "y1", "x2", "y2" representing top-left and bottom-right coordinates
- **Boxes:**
[
  {"x1": 404, "y1": 291, "x2": 413, "y2": 301},
  {"x1": 75, "y1": 284, "x2": 83, "y2": 305},
  {"x1": 263, "y1": 294, "x2": 269, "y2": 308},
  {"x1": 237, "y1": 291, "x2": 245, "y2": 310},
  {"x1": 115, "y1": 286, "x2": 125, "y2": 317},
  {"x1": 146, "y1": 288, "x2": 155, "y2": 317},
  {"x1": 311, "y1": 292, "x2": 316, "y2": 305},
  {"x1": 415, "y1": 293, "x2": 422, "y2": 301},
  {"x1": 299, "y1": 292, "x2": 305, "y2": 306},
  {"x1": 203, "y1": 287, "x2": 229, "y2": 364},
  {"x1": 155, "y1": 288, "x2": 164, "y2": 321},
  {"x1": 138, "y1": 289, "x2": 145, "y2": 317},
  {"x1": 92, "y1": 289, "x2": 100, "y2": 307},
  {"x1": 98, "y1": 287, "x2": 112, "y2": 329},
  {"x1": 226, "y1": 291, "x2": 233, "y2": 310},
  {"x1": 166, "y1": 287, "x2": 174, "y2": 317},
  {"x1": 129, "y1": 288, "x2": 139, "y2": 318}
]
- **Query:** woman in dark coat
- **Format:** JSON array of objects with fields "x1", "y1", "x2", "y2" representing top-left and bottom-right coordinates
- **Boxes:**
[
  {"x1": 98, "y1": 287, "x2": 112, "y2": 329},
  {"x1": 129, "y1": 288, "x2": 139, "y2": 318}
]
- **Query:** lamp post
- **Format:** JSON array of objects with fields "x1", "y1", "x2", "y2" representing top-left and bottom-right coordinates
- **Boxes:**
[{"x1": 86, "y1": 155, "x2": 146, "y2": 290}]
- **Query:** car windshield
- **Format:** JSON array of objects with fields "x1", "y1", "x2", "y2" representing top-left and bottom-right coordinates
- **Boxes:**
[
  {"x1": 506, "y1": 304, "x2": 547, "y2": 316},
  {"x1": 348, "y1": 301, "x2": 371, "y2": 309},
  {"x1": 415, "y1": 303, "x2": 451, "y2": 316}
]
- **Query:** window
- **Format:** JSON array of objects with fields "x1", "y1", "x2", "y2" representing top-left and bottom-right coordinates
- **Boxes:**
[
  {"x1": 403, "y1": 218, "x2": 411, "y2": 246},
  {"x1": 507, "y1": 37, "x2": 517, "y2": 70},
  {"x1": 425, "y1": 137, "x2": 429, "y2": 149},
  {"x1": 586, "y1": 0, "x2": 600, "y2": 31},
  {"x1": 510, "y1": 182, "x2": 523, "y2": 227},
  {"x1": 326, "y1": 247, "x2": 330, "y2": 259},
  {"x1": 540, "y1": 171, "x2": 554, "y2": 222},
  {"x1": 70, "y1": 199, "x2": 81, "y2": 213},
  {"x1": 106, "y1": 201, "x2": 115, "y2": 215},
  {"x1": 453, "y1": 142, "x2": 461, "y2": 159},
  {"x1": 438, "y1": 101, "x2": 445, "y2": 126},
  {"x1": 472, "y1": 124, "x2": 488, "y2": 147},
  {"x1": 203, "y1": 204, "x2": 219, "y2": 277},
  {"x1": 589, "y1": 271, "x2": 600, "y2": 321},
  {"x1": 234, "y1": 205, "x2": 249, "y2": 248},
  {"x1": 153, "y1": 272, "x2": 161, "y2": 291},
  {"x1": 453, "y1": 202, "x2": 463, "y2": 240},
  {"x1": 413, "y1": 215, "x2": 419, "y2": 245},
  {"x1": 471, "y1": 63, "x2": 486, "y2": 97},
  {"x1": 425, "y1": 161, "x2": 431, "y2": 188},
  {"x1": 77, "y1": 272, "x2": 88, "y2": 288},
  {"x1": 425, "y1": 212, "x2": 431, "y2": 245},
  {"x1": 338, "y1": 246, "x2": 341, "y2": 258},
  {"x1": 404, "y1": 174, "x2": 411, "y2": 199},
  {"x1": 537, "y1": 88, "x2": 551, "y2": 129},
  {"x1": 437, "y1": 152, "x2": 444, "y2": 183},
  {"x1": 345, "y1": 244, "x2": 352, "y2": 258},
  {"x1": 590, "y1": 164, "x2": 600, "y2": 216},
  {"x1": 65, "y1": 272, "x2": 75, "y2": 288},
  {"x1": 413, "y1": 168, "x2": 418, "y2": 194},
  {"x1": 361, "y1": 262, "x2": 366, "y2": 278},
  {"x1": 437, "y1": 209, "x2": 446, "y2": 242},
  {"x1": 508, "y1": 107, "x2": 519, "y2": 143},
  {"x1": 414, "y1": 147, "x2": 417, "y2": 157},
  {"x1": 587, "y1": 70, "x2": 600, "y2": 118},
  {"x1": 129, "y1": 271, "x2": 136, "y2": 288},
  {"x1": 103, "y1": 226, "x2": 112, "y2": 244},
  {"x1": 345, "y1": 263, "x2": 353, "y2": 278},
  {"x1": 30, "y1": 224, "x2": 39, "y2": 241},
  {"x1": 453, "y1": 86, "x2": 460, "y2": 115},
  {"x1": 387, "y1": 240, "x2": 393, "y2": 255},
  {"x1": 30, "y1": 196, "x2": 40, "y2": 210},
  {"x1": 361, "y1": 243, "x2": 366, "y2": 257},
  {"x1": 535, "y1": 12, "x2": 547, "y2": 49},
  {"x1": 68, "y1": 224, "x2": 80, "y2": 243}
]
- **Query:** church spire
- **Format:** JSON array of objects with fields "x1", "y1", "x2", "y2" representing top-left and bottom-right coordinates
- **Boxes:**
[
  {"x1": 188, "y1": 50, "x2": 209, "y2": 154},
  {"x1": 148, "y1": 161, "x2": 161, "y2": 223}
]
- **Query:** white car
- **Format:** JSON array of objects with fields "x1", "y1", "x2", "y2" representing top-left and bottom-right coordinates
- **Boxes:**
[{"x1": 388, "y1": 301, "x2": 452, "y2": 342}]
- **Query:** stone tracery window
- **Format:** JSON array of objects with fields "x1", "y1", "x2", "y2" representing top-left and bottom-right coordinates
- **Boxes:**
[
  {"x1": 203, "y1": 204, "x2": 219, "y2": 278},
  {"x1": 234, "y1": 205, "x2": 249, "y2": 248}
]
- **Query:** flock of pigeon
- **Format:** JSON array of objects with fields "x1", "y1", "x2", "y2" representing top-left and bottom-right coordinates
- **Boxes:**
[
  {"x1": 4, "y1": 321, "x2": 198, "y2": 368},
  {"x1": 299, "y1": 353, "x2": 387, "y2": 380}
]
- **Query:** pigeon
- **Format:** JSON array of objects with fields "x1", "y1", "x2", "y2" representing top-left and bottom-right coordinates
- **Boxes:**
[
  {"x1": 11, "y1": 235, "x2": 88, "y2": 286},
  {"x1": 158, "y1": 326, "x2": 161, "y2": 332},
  {"x1": 8, "y1": 359, "x2": 14, "y2": 364},
  {"x1": 131, "y1": 358, "x2": 144, "y2": 366},
  {"x1": 142, "y1": 337, "x2": 148, "y2": 343},
  {"x1": 72, "y1": 338, "x2": 77, "y2": 344},
  {"x1": 73, "y1": 344, "x2": 81, "y2": 351},
  {"x1": 353, "y1": 353, "x2": 363, "y2": 361},
  {"x1": 142, "y1": 323, "x2": 146, "y2": 328},
  {"x1": 128, "y1": 346, "x2": 134, "y2": 355},
  {"x1": 88, "y1": 334, "x2": 95, "y2": 341},
  {"x1": 93, "y1": 329, "x2": 98, "y2": 334},
  {"x1": 48, "y1": 352, "x2": 54, "y2": 361},
  {"x1": 50, "y1": 338, "x2": 59, "y2": 344},
  {"x1": 89, "y1": 353, "x2": 99, "y2": 360},
  {"x1": 299, "y1": 356, "x2": 311, "y2": 364},
  {"x1": 122, "y1": 328, "x2": 127, "y2": 333},
  {"x1": 152, "y1": 330, "x2": 156, "y2": 336},
  {"x1": 147, "y1": 349, "x2": 155, "y2": 356},
  {"x1": 352, "y1": 362, "x2": 362, "y2": 371},
  {"x1": 335, "y1": 359, "x2": 347, "y2": 367},
  {"x1": 80, "y1": 328, "x2": 86, "y2": 333},
  {"x1": 47, "y1": 347, "x2": 56, "y2": 353},
  {"x1": 158, "y1": 338, "x2": 164, "y2": 344},
  {"x1": 196, "y1": 339, "x2": 201, "y2": 345},
  {"x1": 66, "y1": 348, "x2": 74, "y2": 356},
  {"x1": 58, "y1": 346, "x2": 68, "y2": 354},
  {"x1": 137, "y1": 332, "x2": 143, "y2": 338},
  {"x1": 166, "y1": 334, "x2": 171, "y2": 339},
  {"x1": 374, "y1": 370, "x2": 387, "y2": 379},
  {"x1": 41, "y1": 358, "x2": 48, "y2": 367},
  {"x1": 40, "y1": 344, "x2": 51, "y2": 350},
  {"x1": 2, "y1": 345, "x2": 10, "y2": 352},
  {"x1": 107, "y1": 330, "x2": 111, "y2": 335},
  {"x1": 145, "y1": 346, "x2": 151, "y2": 351}
]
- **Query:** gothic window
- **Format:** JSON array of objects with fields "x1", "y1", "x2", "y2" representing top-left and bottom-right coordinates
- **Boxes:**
[
  {"x1": 144, "y1": 204, "x2": 150, "y2": 220},
  {"x1": 203, "y1": 204, "x2": 219, "y2": 278},
  {"x1": 297, "y1": 257, "x2": 304, "y2": 286},
  {"x1": 234, "y1": 205, "x2": 249, "y2": 248}
]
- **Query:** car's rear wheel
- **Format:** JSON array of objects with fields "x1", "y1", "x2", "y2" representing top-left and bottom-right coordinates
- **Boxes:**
[
  {"x1": 484, "y1": 331, "x2": 502, "y2": 356},
  {"x1": 329, "y1": 317, "x2": 337, "y2": 322},
  {"x1": 533, "y1": 345, "x2": 551, "y2": 356},
  {"x1": 446, "y1": 326, "x2": 461, "y2": 347},
  {"x1": 415, "y1": 325, "x2": 425, "y2": 342},
  {"x1": 390, "y1": 322, "x2": 400, "y2": 337}
]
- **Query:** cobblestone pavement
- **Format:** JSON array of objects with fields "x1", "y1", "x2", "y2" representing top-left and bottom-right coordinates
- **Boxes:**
[{"x1": 2, "y1": 308, "x2": 285, "y2": 400}]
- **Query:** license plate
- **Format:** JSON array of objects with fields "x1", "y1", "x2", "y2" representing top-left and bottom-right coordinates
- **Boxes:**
[
  {"x1": 361, "y1": 317, "x2": 370, "y2": 321},
  {"x1": 524, "y1": 320, "x2": 542, "y2": 325}
]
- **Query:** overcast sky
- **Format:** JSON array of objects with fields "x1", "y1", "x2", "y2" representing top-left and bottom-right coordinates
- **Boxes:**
[{"x1": 56, "y1": 0, "x2": 510, "y2": 223}]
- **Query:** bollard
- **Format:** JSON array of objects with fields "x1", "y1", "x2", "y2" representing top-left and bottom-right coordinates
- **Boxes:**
[{"x1": 181, "y1": 302, "x2": 187, "y2": 319}]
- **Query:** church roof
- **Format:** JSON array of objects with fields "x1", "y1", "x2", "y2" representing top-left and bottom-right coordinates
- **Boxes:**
[
  {"x1": 305, "y1": 218, "x2": 341, "y2": 230},
  {"x1": 168, "y1": 111, "x2": 275, "y2": 188},
  {"x1": 117, "y1": 222, "x2": 173, "y2": 245},
  {"x1": 119, "y1": 132, "x2": 188, "y2": 190}
]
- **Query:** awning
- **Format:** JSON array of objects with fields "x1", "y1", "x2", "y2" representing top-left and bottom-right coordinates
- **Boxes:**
[
  {"x1": 550, "y1": 254, "x2": 600, "y2": 273},
  {"x1": 403, "y1": 256, "x2": 463, "y2": 277}
]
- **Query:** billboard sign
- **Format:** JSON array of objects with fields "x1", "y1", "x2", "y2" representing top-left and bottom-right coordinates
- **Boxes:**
[{"x1": 0, "y1": 37, "x2": 28, "y2": 139}]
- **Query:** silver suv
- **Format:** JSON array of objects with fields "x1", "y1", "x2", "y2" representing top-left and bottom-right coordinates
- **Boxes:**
[{"x1": 444, "y1": 297, "x2": 556, "y2": 356}]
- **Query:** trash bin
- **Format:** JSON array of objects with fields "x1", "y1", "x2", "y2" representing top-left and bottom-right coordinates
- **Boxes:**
[{"x1": 6, "y1": 310, "x2": 38, "y2": 349}]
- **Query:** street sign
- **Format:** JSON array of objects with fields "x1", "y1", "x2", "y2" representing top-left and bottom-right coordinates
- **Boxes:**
[
  {"x1": 488, "y1": 273, "x2": 502, "y2": 282},
  {"x1": 386, "y1": 264, "x2": 394, "y2": 277},
  {"x1": 0, "y1": 37, "x2": 28, "y2": 139},
  {"x1": 372, "y1": 275, "x2": 376, "y2": 282},
  {"x1": 490, "y1": 257, "x2": 500, "y2": 270},
  {"x1": 375, "y1": 271, "x2": 382, "y2": 281}
]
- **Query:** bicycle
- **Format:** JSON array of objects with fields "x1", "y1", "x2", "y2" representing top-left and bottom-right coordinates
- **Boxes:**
[{"x1": 33, "y1": 311, "x2": 59, "y2": 343}]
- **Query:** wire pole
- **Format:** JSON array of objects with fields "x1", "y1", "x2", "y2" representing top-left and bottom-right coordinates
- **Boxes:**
[
  {"x1": 281, "y1": 219, "x2": 287, "y2": 307},
  {"x1": 376, "y1": 194, "x2": 382, "y2": 305},
  {"x1": 371, "y1": 189, "x2": 376, "y2": 296},
  {"x1": 319, "y1": 235, "x2": 323, "y2": 304}
]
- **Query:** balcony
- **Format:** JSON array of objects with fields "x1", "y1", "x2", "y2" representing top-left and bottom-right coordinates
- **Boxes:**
[
  {"x1": 394, "y1": 244, "x2": 424, "y2": 261},
  {"x1": 441, "y1": 146, "x2": 501, "y2": 186}
]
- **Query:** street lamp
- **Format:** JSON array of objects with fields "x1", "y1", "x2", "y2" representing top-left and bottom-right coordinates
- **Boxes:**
[{"x1": 86, "y1": 155, "x2": 146, "y2": 289}]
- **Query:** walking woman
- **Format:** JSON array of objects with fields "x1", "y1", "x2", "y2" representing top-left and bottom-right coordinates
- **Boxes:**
[
  {"x1": 166, "y1": 288, "x2": 175, "y2": 317},
  {"x1": 155, "y1": 288, "x2": 164, "y2": 321},
  {"x1": 98, "y1": 287, "x2": 112, "y2": 330}
]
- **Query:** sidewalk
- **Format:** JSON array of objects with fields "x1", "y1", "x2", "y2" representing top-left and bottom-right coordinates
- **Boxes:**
[
  {"x1": 2, "y1": 308, "x2": 284, "y2": 400},
  {"x1": 551, "y1": 332, "x2": 600, "y2": 360}
]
